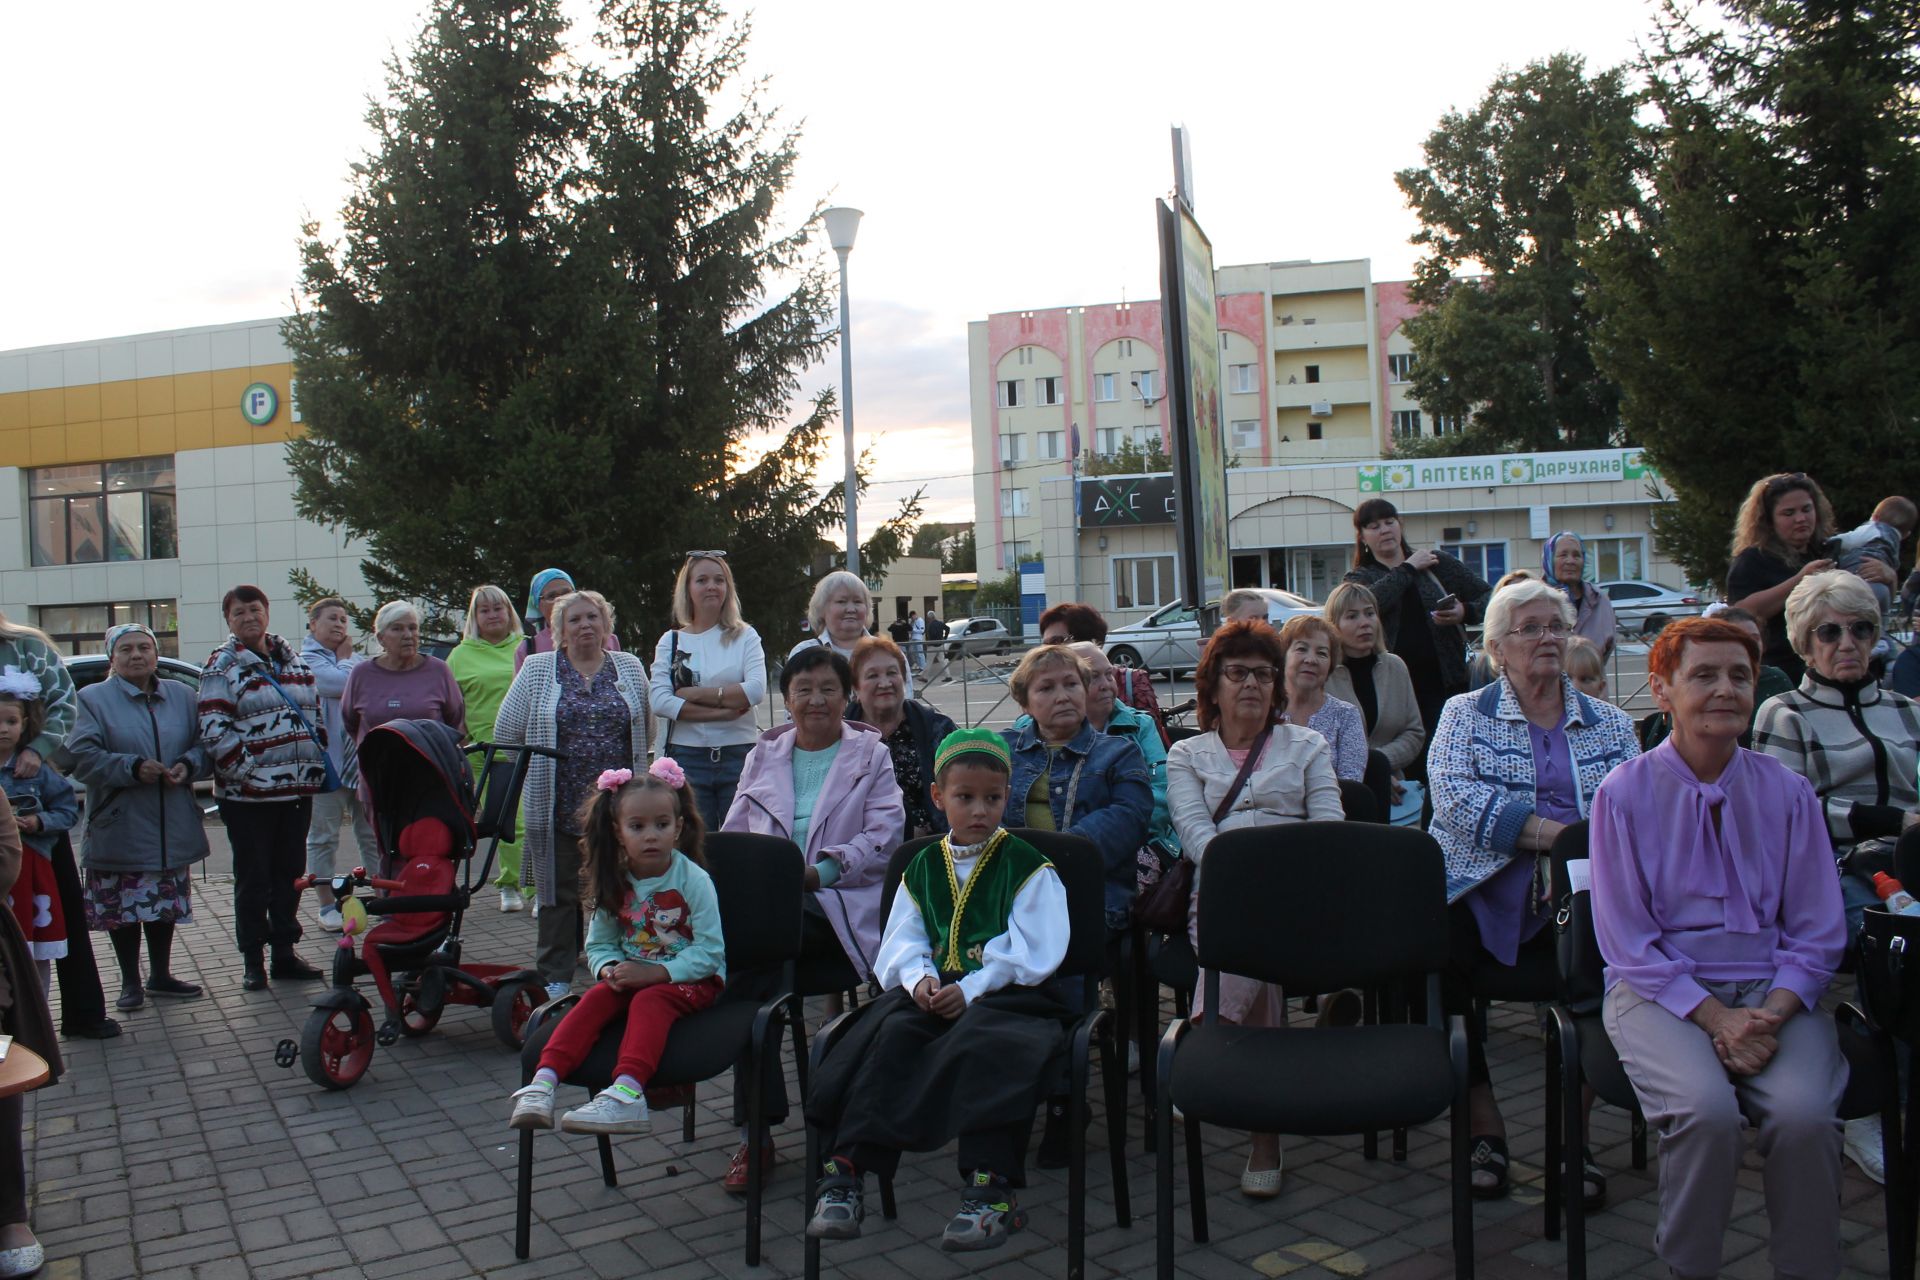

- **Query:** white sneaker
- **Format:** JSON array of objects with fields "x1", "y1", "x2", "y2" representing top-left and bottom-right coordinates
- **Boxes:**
[
  {"x1": 509, "y1": 1082, "x2": 555, "y2": 1130},
  {"x1": 543, "y1": 981, "x2": 571, "y2": 1003},
  {"x1": 500, "y1": 887, "x2": 525, "y2": 913},
  {"x1": 318, "y1": 905, "x2": 343, "y2": 933},
  {"x1": 560, "y1": 1086, "x2": 651, "y2": 1135},
  {"x1": 1844, "y1": 1114, "x2": 1886, "y2": 1184}
]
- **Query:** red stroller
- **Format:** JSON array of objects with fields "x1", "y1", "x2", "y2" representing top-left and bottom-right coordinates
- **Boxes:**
[{"x1": 273, "y1": 719, "x2": 550, "y2": 1090}]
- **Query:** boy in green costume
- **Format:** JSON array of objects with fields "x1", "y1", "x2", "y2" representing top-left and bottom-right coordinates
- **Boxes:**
[{"x1": 805, "y1": 728, "x2": 1070, "y2": 1252}]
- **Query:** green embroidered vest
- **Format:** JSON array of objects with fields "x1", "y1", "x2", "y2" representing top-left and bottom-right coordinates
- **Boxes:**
[{"x1": 902, "y1": 830, "x2": 1052, "y2": 974}]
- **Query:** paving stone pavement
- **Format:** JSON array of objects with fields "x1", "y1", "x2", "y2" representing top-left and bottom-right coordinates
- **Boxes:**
[{"x1": 27, "y1": 820, "x2": 1894, "y2": 1279}]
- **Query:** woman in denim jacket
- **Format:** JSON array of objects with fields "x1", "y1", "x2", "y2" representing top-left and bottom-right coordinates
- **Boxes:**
[{"x1": 998, "y1": 645, "x2": 1152, "y2": 932}]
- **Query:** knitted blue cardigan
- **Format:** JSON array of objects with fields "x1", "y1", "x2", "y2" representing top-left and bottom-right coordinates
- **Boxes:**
[{"x1": 1428, "y1": 674, "x2": 1640, "y2": 902}]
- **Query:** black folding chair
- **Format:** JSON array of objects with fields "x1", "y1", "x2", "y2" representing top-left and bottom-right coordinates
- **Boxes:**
[
  {"x1": 1155, "y1": 822, "x2": 1473, "y2": 1280},
  {"x1": 803, "y1": 830, "x2": 1130, "y2": 1280},
  {"x1": 512, "y1": 832, "x2": 803, "y2": 1266}
]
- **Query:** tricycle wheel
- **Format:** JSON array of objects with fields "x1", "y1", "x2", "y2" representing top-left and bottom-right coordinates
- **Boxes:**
[
  {"x1": 398, "y1": 970, "x2": 448, "y2": 1037},
  {"x1": 492, "y1": 977, "x2": 543, "y2": 1049},
  {"x1": 301, "y1": 1004, "x2": 376, "y2": 1090}
]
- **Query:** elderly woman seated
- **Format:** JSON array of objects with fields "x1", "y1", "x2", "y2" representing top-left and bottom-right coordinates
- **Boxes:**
[
  {"x1": 1165, "y1": 619, "x2": 1343, "y2": 1196},
  {"x1": 1753, "y1": 569, "x2": 1920, "y2": 1182},
  {"x1": 1429, "y1": 578, "x2": 1639, "y2": 1202},
  {"x1": 1591, "y1": 616, "x2": 1847, "y2": 1280},
  {"x1": 1275, "y1": 615, "x2": 1367, "y2": 781}
]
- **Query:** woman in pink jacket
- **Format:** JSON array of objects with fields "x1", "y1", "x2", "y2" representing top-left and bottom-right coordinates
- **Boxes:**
[{"x1": 720, "y1": 645, "x2": 903, "y2": 1192}]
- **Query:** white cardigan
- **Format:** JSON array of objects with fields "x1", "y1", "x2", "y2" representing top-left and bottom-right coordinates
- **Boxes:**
[{"x1": 494, "y1": 649, "x2": 652, "y2": 906}]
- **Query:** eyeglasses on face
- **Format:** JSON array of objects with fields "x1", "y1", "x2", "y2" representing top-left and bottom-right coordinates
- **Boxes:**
[
  {"x1": 1220, "y1": 664, "x2": 1278, "y2": 685},
  {"x1": 1507, "y1": 620, "x2": 1572, "y2": 641},
  {"x1": 1812, "y1": 619, "x2": 1877, "y2": 645}
]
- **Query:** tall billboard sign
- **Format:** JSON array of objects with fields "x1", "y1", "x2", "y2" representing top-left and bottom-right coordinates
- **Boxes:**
[{"x1": 1157, "y1": 127, "x2": 1230, "y2": 612}]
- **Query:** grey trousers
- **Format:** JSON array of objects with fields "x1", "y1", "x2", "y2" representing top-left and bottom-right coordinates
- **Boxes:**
[
  {"x1": 535, "y1": 835, "x2": 583, "y2": 985},
  {"x1": 1604, "y1": 979, "x2": 1846, "y2": 1280}
]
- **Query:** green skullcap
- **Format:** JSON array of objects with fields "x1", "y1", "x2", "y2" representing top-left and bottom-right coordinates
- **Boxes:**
[{"x1": 934, "y1": 728, "x2": 1011, "y2": 775}]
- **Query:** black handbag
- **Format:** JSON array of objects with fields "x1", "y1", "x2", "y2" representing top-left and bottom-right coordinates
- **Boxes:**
[
  {"x1": 1134, "y1": 729, "x2": 1270, "y2": 935},
  {"x1": 1550, "y1": 824, "x2": 1606, "y2": 1017},
  {"x1": 1859, "y1": 905, "x2": 1920, "y2": 1044}
]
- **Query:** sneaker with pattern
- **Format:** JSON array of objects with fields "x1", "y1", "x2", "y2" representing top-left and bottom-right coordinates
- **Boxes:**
[
  {"x1": 941, "y1": 1170, "x2": 1026, "y2": 1252},
  {"x1": 806, "y1": 1159, "x2": 864, "y2": 1239},
  {"x1": 559, "y1": 1084, "x2": 650, "y2": 1134}
]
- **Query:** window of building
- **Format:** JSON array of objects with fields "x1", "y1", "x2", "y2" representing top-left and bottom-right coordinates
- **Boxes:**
[
  {"x1": 1038, "y1": 430, "x2": 1065, "y2": 460},
  {"x1": 1391, "y1": 410, "x2": 1422, "y2": 438},
  {"x1": 1132, "y1": 425, "x2": 1160, "y2": 450},
  {"x1": 995, "y1": 379, "x2": 1023, "y2": 409},
  {"x1": 1132, "y1": 371, "x2": 1158, "y2": 401},
  {"x1": 999, "y1": 433, "x2": 1026, "y2": 465},
  {"x1": 1113, "y1": 555, "x2": 1177, "y2": 611},
  {"x1": 1230, "y1": 419, "x2": 1260, "y2": 449},
  {"x1": 1307, "y1": 422, "x2": 1324, "y2": 441},
  {"x1": 1036, "y1": 375, "x2": 1063, "y2": 406},
  {"x1": 1015, "y1": 346, "x2": 1034, "y2": 366},
  {"x1": 1118, "y1": 339, "x2": 1134, "y2": 358},
  {"x1": 1439, "y1": 541, "x2": 1509, "y2": 583},
  {"x1": 1004, "y1": 540, "x2": 1033, "y2": 567},
  {"x1": 1094, "y1": 372, "x2": 1117, "y2": 402},
  {"x1": 1304, "y1": 365, "x2": 1320, "y2": 384},
  {"x1": 1095, "y1": 427, "x2": 1121, "y2": 456},
  {"x1": 1387, "y1": 353, "x2": 1416, "y2": 382},
  {"x1": 999, "y1": 488, "x2": 1030, "y2": 518},
  {"x1": 38, "y1": 599, "x2": 181, "y2": 657},
  {"x1": 1228, "y1": 363, "x2": 1257, "y2": 394},
  {"x1": 1586, "y1": 536, "x2": 1645, "y2": 581},
  {"x1": 29, "y1": 457, "x2": 177, "y2": 567},
  {"x1": 1432, "y1": 413, "x2": 1465, "y2": 435}
]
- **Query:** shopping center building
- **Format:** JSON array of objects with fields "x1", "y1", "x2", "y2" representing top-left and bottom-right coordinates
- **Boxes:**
[
  {"x1": 970, "y1": 258, "x2": 1685, "y2": 625},
  {"x1": 0, "y1": 319, "x2": 374, "y2": 659}
]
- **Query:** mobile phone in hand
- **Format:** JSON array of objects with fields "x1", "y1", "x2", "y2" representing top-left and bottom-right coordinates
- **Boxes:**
[{"x1": 1430, "y1": 593, "x2": 1458, "y2": 614}]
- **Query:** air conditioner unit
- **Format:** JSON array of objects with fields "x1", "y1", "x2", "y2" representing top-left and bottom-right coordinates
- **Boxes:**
[
  {"x1": 1310, "y1": 400, "x2": 1332, "y2": 416},
  {"x1": 1443, "y1": 527, "x2": 1464, "y2": 543}
]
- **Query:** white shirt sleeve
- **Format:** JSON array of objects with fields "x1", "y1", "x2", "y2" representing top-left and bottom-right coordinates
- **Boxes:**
[
  {"x1": 956, "y1": 865, "x2": 1069, "y2": 1005},
  {"x1": 875, "y1": 882, "x2": 935, "y2": 994}
]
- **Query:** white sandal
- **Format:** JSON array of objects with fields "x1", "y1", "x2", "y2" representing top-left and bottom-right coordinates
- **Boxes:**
[
  {"x1": 1240, "y1": 1149, "x2": 1284, "y2": 1199},
  {"x1": 0, "y1": 1240, "x2": 45, "y2": 1278}
]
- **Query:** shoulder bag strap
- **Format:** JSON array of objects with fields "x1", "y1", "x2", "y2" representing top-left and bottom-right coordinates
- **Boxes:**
[
  {"x1": 1212, "y1": 727, "x2": 1273, "y2": 825},
  {"x1": 255, "y1": 663, "x2": 339, "y2": 787},
  {"x1": 663, "y1": 632, "x2": 679, "y2": 756}
]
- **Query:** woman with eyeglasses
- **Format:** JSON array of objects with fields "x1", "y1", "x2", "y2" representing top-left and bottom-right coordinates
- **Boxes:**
[
  {"x1": 1165, "y1": 619, "x2": 1343, "y2": 1196},
  {"x1": 1752, "y1": 570, "x2": 1920, "y2": 1184},
  {"x1": 649, "y1": 552, "x2": 767, "y2": 833},
  {"x1": 1725, "y1": 473, "x2": 1871, "y2": 685},
  {"x1": 1428, "y1": 579, "x2": 1639, "y2": 1204}
]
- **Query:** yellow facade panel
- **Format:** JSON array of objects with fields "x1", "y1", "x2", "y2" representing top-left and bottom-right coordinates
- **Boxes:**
[
  {"x1": 28, "y1": 390, "x2": 63, "y2": 429},
  {"x1": 62, "y1": 385, "x2": 101, "y2": 424},
  {"x1": 0, "y1": 395, "x2": 24, "y2": 433},
  {"x1": 28, "y1": 427, "x2": 66, "y2": 467},
  {"x1": 173, "y1": 372, "x2": 212, "y2": 413},
  {"x1": 137, "y1": 415, "x2": 177, "y2": 455},
  {"x1": 102, "y1": 420, "x2": 140, "y2": 459},
  {"x1": 98, "y1": 381, "x2": 136, "y2": 420},
  {"x1": 208, "y1": 368, "x2": 250, "y2": 407},
  {"x1": 175, "y1": 409, "x2": 213, "y2": 452},
  {"x1": 212, "y1": 412, "x2": 257, "y2": 449},
  {"x1": 0, "y1": 430, "x2": 27, "y2": 469},
  {"x1": 135, "y1": 377, "x2": 175, "y2": 416},
  {"x1": 65, "y1": 421, "x2": 103, "y2": 461}
]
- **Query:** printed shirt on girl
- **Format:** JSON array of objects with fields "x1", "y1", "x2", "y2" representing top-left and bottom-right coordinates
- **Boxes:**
[{"x1": 583, "y1": 851, "x2": 727, "y2": 985}]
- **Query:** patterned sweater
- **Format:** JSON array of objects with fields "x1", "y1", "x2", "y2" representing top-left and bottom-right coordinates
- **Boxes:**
[
  {"x1": 1752, "y1": 672, "x2": 1920, "y2": 871},
  {"x1": 1428, "y1": 675, "x2": 1640, "y2": 901},
  {"x1": 197, "y1": 633, "x2": 327, "y2": 800}
]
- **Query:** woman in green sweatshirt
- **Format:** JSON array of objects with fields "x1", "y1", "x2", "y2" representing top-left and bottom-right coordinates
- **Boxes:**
[{"x1": 448, "y1": 585, "x2": 528, "y2": 911}]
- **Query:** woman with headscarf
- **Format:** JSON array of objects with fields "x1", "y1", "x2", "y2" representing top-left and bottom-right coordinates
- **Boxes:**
[
  {"x1": 1542, "y1": 532, "x2": 1618, "y2": 660},
  {"x1": 517, "y1": 568, "x2": 622, "y2": 672}
]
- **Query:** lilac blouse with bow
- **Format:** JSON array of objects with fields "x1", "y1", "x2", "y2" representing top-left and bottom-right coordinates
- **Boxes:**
[{"x1": 1589, "y1": 740, "x2": 1846, "y2": 1020}]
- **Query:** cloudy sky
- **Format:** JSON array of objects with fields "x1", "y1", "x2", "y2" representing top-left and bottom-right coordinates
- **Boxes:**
[{"x1": 2, "y1": 0, "x2": 1660, "y2": 526}]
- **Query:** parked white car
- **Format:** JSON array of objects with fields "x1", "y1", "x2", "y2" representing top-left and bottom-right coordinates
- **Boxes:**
[
  {"x1": 1104, "y1": 589, "x2": 1320, "y2": 674},
  {"x1": 1598, "y1": 580, "x2": 1707, "y2": 636}
]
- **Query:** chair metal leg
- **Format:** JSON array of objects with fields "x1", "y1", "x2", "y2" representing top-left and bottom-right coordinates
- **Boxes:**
[
  {"x1": 1102, "y1": 1013, "x2": 1132, "y2": 1227},
  {"x1": 789, "y1": 994, "x2": 810, "y2": 1097},
  {"x1": 1562, "y1": 1025, "x2": 1586, "y2": 1280},
  {"x1": 1450, "y1": 1013, "x2": 1475, "y2": 1280},
  {"x1": 1155, "y1": 1021, "x2": 1182, "y2": 1280},
  {"x1": 1363, "y1": 986, "x2": 1379, "y2": 1161},
  {"x1": 803, "y1": 1121, "x2": 821, "y2": 1280},
  {"x1": 514, "y1": 1127, "x2": 534, "y2": 1259},
  {"x1": 1132, "y1": 926, "x2": 1158, "y2": 1155},
  {"x1": 879, "y1": 1174, "x2": 898, "y2": 1219},
  {"x1": 597, "y1": 1133, "x2": 617, "y2": 1186},
  {"x1": 1069, "y1": 1016, "x2": 1091, "y2": 1280},
  {"x1": 1543, "y1": 1017, "x2": 1563, "y2": 1243},
  {"x1": 1184, "y1": 1107, "x2": 1208, "y2": 1244}
]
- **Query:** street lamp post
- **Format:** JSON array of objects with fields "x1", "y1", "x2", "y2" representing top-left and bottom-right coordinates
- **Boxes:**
[{"x1": 823, "y1": 206, "x2": 863, "y2": 576}]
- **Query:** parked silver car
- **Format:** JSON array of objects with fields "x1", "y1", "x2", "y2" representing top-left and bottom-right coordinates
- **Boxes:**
[
  {"x1": 1104, "y1": 589, "x2": 1320, "y2": 674},
  {"x1": 1598, "y1": 580, "x2": 1707, "y2": 636},
  {"x1": 939, "y1": 616, "x2": 1016, "y2": 655}
]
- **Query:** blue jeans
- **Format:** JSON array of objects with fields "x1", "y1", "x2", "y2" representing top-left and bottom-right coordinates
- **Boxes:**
[{"x1": 674, "y1": 743, "x2": 752, "y2": 834}]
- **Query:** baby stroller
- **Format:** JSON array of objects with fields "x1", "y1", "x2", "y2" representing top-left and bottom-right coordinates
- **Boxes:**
[{"x1": 273, "y1": 719, "x2": 550, "y2": 1090}]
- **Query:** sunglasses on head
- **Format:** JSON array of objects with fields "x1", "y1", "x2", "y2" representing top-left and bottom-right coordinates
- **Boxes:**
[
  {"x1": 685, "y1": 550, "x2": 728, "y2": 561},
  {"x1": 1812, "y1": 619, "x2": 1876, "y2": 645}
]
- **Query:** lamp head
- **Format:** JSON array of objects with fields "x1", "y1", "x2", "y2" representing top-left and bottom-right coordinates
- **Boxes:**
[{"x1": 822, "y1": 206, "x2": 863, "y2": 254}]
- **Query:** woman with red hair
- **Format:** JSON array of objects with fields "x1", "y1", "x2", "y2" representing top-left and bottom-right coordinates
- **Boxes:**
[{"x1": 1590, "y1": 616, "x2": 1847, "y2": 1279}]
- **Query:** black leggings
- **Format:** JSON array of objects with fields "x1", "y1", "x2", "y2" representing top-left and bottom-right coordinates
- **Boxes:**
[{"x1": 107, "y1": 922, "x2": 177, "y2": 984}]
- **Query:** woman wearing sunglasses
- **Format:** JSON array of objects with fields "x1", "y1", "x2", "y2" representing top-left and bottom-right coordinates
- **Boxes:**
[
  {"x1": 649, "y1": 552, "x2": 766, "y2": 833},
  {"x1": 1752, "y1": 570, "x2": 1920, "y2": 1184},
  {"x1": 1428, "y1": 579, "x2": 1639, "y2": 1205}
]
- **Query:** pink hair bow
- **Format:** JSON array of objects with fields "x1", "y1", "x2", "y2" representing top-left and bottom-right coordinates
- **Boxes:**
[
  {"x1": 649, "y1": 758, "x2": 687, "y2": 790},
  {"x1": 595, "y1": 768, "x2": 634, "y2": 791}
]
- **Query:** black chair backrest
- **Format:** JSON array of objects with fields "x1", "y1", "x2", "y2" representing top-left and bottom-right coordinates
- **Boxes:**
[
  {"x1": 1338, "y1": 778, "x2": 1382, "y2": 825},
  {"x1": 1195, "y1": 822, "x2": 1448, "y2": 994},
  {"x1": 704, "y1": 832, "x2": 806, "y2": 973},
  {"x1": 882, "y1": 828, "x2": 1107, "y2": 981},
  {"x1": 1545, "y1": 820, "x2": 1606, "y2": 1014},
  {"x1": 1360, "y1": 749, "x2": 1393, "y2": 824}
]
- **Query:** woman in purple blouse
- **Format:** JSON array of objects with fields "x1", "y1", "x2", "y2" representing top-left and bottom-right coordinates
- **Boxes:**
[{"x1": 1591, "y1": 616, "x2": 1846, "y2": 1280}]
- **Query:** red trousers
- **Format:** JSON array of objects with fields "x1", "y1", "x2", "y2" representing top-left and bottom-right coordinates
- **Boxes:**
[{"x1": 537, "y1": 975, "x2": 724, "y2": 1084}]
